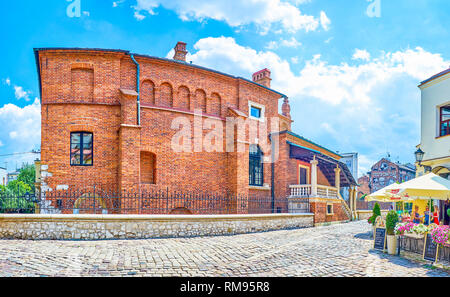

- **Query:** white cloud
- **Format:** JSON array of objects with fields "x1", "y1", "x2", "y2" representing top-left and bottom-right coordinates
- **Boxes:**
[
  {"x1": 113, "y1": 0, "x2": 126, "y2": 7},
  {"x1": 0, "y1": 98, "x2": 41, "y2": 167},
  {"x1": 266, "y1": 37, "x2": 302, "y2": 49},
  {"x1": 133, "y1": 0, "x2": 322, "y2": 34},
  {"x1": 3, "y1": 78, "x2": 11, "y2": 86},
  {"x1": 352, "y1": 49, "x2": 371, "y2": 61},
  {"x1": 185, "y1": 37, "x2": 449, "y2": 177},
  {"x1": 319, "y1": 11, "x2": 331, "y2": 31},
  {"x1": 14, "y1": 86, "x2": 31, "y2": 101},
  {"x1": 0, "y1": 140, "x2": 3, "y2": 147}
]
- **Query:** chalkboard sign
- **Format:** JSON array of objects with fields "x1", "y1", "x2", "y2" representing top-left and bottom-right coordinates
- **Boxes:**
[
  {"x1": 374, "y1": 228, "x2": 387, "y2": 251},
  {"x1": 423, "y1": 233, "x2": 439, "y2": 262}
]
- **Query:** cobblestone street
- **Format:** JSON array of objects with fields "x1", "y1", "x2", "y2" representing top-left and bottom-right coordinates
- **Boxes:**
[{"x1": 0, "y1": 221, "x2": 448, "y2": 277}]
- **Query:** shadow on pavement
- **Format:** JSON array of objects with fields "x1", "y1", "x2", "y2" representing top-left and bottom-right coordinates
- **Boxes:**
[{"x1": 354, "y1": 231, "x2": 373, "y2": 240}]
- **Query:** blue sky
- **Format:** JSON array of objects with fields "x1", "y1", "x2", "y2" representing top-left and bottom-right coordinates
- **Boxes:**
[{"x1": 0, "y1": 0, "x2": 449, "y2": 176}]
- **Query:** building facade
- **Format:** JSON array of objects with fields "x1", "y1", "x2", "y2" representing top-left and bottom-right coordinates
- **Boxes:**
[
  {"x1": 339, "y1": 153, "x2": 358, "y2": 201},
  {"x1": 0, "y1": 167, "x2": 6, "y2": 186},
  {"x1": 417, "y1": 67, "x2": 450, "y2": 224},
  {"x1": 34, "y1": 44, "x2": 357, "y2": 223},
  {"x1": 369, "y1": 158, "x2": 416, "y2": 193},
  {"x1": 6, "y1": 171, "x2": 19, "y2": 185}
]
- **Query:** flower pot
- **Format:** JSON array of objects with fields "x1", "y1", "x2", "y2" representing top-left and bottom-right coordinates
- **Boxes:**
[{"x1": 387, "y1": 235, "x2": 397, "y2": 255}]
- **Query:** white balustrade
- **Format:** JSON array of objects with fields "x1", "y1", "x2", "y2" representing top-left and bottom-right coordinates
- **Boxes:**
[{"x1": 290, "y1": 184, "x2": 338, "y2": 198}]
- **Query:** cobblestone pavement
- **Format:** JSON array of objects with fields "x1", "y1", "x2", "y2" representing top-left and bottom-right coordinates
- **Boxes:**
[{"x1": 0, "y1": 221, "x2": 448, "y2": 277}]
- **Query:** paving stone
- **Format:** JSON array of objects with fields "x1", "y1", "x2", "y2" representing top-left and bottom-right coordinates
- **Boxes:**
[{"x1": 0, "y1": 221, "x2": 448, "y2": 277}]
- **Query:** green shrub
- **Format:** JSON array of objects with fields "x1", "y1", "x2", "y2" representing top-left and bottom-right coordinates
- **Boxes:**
[
  {"x1": 386, "y1": 210, "x2": 399, "y2": 236},
  {"x1": 369, "y1": 203, "x2": 381, "y2": 226}
]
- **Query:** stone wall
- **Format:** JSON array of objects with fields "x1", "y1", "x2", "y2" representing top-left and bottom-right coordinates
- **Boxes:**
[
  {"x1": 0, "y1": 213, "x2": 313, "y2": 240},
  {"x1": 356, "y1": 210, "x2": 389, "y2": 221}
]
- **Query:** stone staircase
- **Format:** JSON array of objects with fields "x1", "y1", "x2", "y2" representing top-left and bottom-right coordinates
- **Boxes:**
[{"x1": 338, "y1": 193, "x2": 353, "y2": 221}]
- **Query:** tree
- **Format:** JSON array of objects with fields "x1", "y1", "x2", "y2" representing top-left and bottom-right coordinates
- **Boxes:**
[
  {"x1": 17, "y1": 164, "x2": 36, "y2": 192},
  {"x1": 6, "y1": 180, "x2": 32, "y2": 196}
]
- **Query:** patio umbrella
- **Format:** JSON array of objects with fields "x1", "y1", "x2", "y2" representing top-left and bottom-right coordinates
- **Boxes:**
[
  {"x1": 386, "y1": 173, "x2": 450, "y2": 200},
  {"x1": 365, "y1": 183, "x2": 404, "y2": 202}
]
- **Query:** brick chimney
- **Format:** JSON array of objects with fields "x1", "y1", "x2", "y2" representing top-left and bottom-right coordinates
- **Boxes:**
[
  {"x1": 252, "y1": 68, "x2": 272, "y2": 88},
  {"x1": 173, "y1": 42, "x2": 188, "y2": 62}
]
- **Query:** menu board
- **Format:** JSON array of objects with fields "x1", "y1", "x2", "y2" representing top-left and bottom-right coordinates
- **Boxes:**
[
  {"x1": 374, "y1": 228, "x2": 387, "y2": 251},
  {"x1": 423, "y1": 233, "x2": 439, "y2": 262}
]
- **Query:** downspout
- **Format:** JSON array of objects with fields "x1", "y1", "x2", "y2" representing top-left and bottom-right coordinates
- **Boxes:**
[
  {"x1": 269, "y1": 133, "x2": 275, "y2": 213},
  {"x1": 130, "y1": 54, "x2": 141, "y2": 126}
]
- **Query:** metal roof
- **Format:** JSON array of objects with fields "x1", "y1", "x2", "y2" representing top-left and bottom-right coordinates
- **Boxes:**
[{"x1": 419, "y1": 67, "x2": 450, "y2": 87}]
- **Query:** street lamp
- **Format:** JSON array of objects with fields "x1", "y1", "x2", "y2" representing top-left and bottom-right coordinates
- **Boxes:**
[{"x1": 414, "y1": 148, "x2": 432, "y2": 173}]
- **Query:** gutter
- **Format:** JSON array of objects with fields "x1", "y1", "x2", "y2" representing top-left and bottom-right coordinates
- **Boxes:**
[{"x1": 129, "y1": 54, "x2": 141, "y2": 126}]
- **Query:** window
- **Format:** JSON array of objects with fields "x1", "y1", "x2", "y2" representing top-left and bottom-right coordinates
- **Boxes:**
[
  {"x1": 248, "y1": 101, "x2": 265, "y2": 121},
  {"x1": 440, "y1": 105, "x2": 450, "y2": 137},
  {"x1": 250, "y1": 106, "x2": 262, "y2": 119},
  {"x1": 327, "y1": 204, "x2": 334, "y2": 215},
  {"x1": 70, "y1": 132, "x2": 93, "y2": 166},
  {"x1": 299, "y1": 166, "x2": 309, "y2": 185},
  {"x1": 249, "y1": 145, "x2": 264, "y2": 186}
]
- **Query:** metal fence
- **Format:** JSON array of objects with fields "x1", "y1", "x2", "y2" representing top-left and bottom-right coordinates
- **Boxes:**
[{"x1": 0, "y1": 187, "x2": 290, "y2": 215}]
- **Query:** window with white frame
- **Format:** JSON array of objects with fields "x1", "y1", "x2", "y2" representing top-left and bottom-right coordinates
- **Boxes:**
[{"x1": 248, "y1": 101, "x2": 265, "y2": 121}]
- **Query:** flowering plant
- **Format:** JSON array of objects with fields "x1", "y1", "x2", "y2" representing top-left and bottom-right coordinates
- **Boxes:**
[
  {"x1": 430, "y1": 225, "x2": 450, "y2": 247},
  {"x1": 412, "y1": 224, "x2": 428, "y2": 235},
  {"x1": 394, "y1": 222, "x2": 415, "y2": 235}
]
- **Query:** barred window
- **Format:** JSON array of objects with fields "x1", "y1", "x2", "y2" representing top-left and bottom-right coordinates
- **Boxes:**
[
  {"x1": 70, "y1": 132, "x2": 93, "y2": 166},
  {"x1": 249, "y1": 145, "x2": 263, "y2": 186}
]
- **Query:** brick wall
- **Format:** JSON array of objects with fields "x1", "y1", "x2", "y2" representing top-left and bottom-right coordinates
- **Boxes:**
[{"x1": 38, "y1": 49, "x2": 281, "y2": 213}]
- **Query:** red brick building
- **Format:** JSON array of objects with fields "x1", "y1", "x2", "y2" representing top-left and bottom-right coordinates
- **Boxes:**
[{"x1": 34, "y1": 44, "x2": 357, "y2": 223}]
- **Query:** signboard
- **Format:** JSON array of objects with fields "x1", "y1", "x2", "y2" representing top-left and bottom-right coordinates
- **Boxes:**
[
  {"x1": 423, "y1": 233, "x2": 439, "y2": 262},
  {"x1": 373, "y1": 228, "x2": 387, "y2": 251}
]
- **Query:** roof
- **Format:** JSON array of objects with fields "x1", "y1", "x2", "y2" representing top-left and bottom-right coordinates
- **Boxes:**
[
  {"x1": 288, "y1": 142, "x2": 357, "y2": 187},
  {"x1": 34, "y1": 48, "x2": 287, "y2": 101},
  {"x1": 282, "y1": 131, "x2": 343, "y2": 159},
  {"x1": 419, "y1": 67, "x2": 450, "y2": 87}
]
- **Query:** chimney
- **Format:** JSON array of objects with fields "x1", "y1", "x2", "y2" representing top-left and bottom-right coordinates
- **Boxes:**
[
  {"x1": 252, "y1": 68, "x2": 272, "y2": 88},
  {"x1": 173, "y1": 41, "x2": 188, "y2": 62}
]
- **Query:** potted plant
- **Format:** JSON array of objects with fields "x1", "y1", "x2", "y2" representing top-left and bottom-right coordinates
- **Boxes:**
[
  {"x1": 386, "y1": 210, "x2": 399, "y2": 255},
  {"x1": 370, "y1": 203, "x2": 381, "y2": 238}
]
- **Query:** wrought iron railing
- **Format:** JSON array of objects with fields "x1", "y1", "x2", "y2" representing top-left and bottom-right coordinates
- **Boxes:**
[{"x1": 0, "y1": 187, "x2": 289, "y2": 215}]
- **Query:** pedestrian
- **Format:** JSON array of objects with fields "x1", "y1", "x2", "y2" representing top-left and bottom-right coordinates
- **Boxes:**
[
  {"x1": 412, "y1": 205, "x2": 422, "y2": 224},
  {"x1": 433, "y1": 206, "x2": 440, "y2": 225},
  {"x1": 424, "y1": 206, "x2": 430, "y2": 226}
]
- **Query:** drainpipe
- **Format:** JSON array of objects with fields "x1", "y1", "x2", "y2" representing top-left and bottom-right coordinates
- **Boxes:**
[
  {"x1": 130, "y1": 54, "x2": 141, "y2": 126},
  {"x1": 269, "y1": 133, "x2": 275, "y2": 213}
]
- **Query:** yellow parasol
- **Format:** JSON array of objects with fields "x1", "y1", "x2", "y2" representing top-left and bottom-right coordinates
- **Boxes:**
[
  {"x1": 365, "y1": 183, "x2": 406, "y2": 202},
  {"x1": 385, "y1": 173, "x2": 450, "y2": 201}
]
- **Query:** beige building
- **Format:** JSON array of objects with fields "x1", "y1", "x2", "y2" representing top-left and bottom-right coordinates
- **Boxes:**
[
  {"x1": 417, "y1": 67, "x2": 450, "y2": 179},
  {"x1": 417, "y1": 67, "x2": 450, "y2": 224}
]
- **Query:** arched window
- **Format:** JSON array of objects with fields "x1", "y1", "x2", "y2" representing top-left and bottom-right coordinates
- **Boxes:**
[{"x1": 249, "y1": 145, "x2": 263, "y2": 186}]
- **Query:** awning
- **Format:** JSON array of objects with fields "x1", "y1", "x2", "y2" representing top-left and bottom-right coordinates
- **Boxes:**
[{"x1": 288, "y1": 142, "x2": 357, "y2": 187}]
